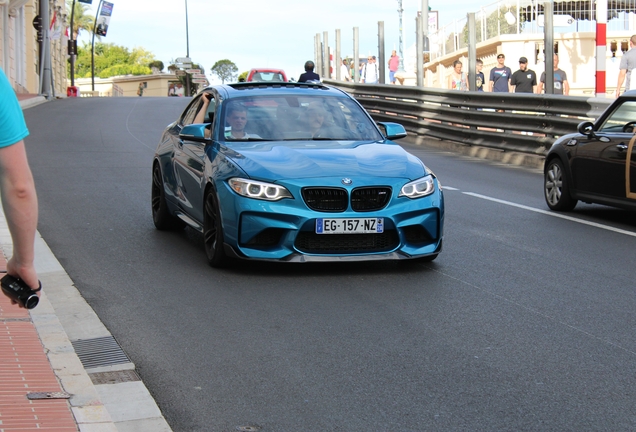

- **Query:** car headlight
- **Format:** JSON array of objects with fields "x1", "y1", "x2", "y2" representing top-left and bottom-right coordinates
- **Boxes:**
[
  {"x1": 399, "y1": 175, "x2": 435, "y2": 199},
  {"x1": 228, "y1": 178, "x2": 293, "y2": 201}
]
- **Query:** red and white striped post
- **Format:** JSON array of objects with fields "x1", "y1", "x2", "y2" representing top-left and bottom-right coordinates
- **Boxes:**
[{"x1": 596, "y1": 0, "x2": 608, "y2": 97}]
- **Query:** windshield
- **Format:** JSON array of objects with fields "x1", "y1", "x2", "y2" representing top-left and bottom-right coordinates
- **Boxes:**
[
  {"x1": 219, "y1": 95, "x2": 384, "y2": 142},
  {"x1": 597, "y1": 100, "x2": 636, "y2": 132},
  {"x1": 250, "y1": 72, "x2": 285, "y2": 82}
]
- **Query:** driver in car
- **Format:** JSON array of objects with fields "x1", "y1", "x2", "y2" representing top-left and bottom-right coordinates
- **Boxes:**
[{"x1": 224, "y1": 103, "x2": 260, "y2": 140}]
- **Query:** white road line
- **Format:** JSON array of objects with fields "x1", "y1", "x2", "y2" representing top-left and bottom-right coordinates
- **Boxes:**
[{"x1": 462, "y1": 191, "x2": 636, "y2": 238}]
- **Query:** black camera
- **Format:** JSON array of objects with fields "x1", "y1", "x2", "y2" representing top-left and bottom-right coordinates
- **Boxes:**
[{"x1": 1, "y1": 274, "x2": 41, "y2": 309}]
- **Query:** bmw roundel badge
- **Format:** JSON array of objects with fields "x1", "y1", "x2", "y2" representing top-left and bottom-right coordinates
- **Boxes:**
[{"x1": 341, "y1": 178, "x2": 353, "y2": 185}]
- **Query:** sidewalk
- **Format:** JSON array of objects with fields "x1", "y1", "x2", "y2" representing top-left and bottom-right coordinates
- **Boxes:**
[{"x1": 0, "y1": 95, "x2": 172, "y2": 432}]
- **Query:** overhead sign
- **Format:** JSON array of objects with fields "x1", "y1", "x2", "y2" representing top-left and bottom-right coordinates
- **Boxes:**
[
  {"x1": 192, "y1": 79, "x2": 208, "y2": 84},
  {"x1": 176, "y1": 63, "x2": 192, "y2": 69},
  {"x1": 186, "y1": 69, "x2": 201, "y2": 74},
  {"x1": 175, "y1": 57, "x2": 191, "y2": 64},
  {"x1": 538, "y1": 14, "x2": 574, "y2": 27},
  {"x1": 95, "y1": 1, "x2": 114, "y2": 37}
]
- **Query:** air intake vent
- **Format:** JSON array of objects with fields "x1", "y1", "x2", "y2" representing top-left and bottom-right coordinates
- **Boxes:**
[
  {"x1": 351, "y1": 187, "x2": 391, "y2": 211},
  {"x1": 302, "y1": 187, "x2": 348, "y2": 212}
]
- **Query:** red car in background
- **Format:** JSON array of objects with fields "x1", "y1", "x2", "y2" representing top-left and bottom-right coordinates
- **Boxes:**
[{"x1": 246, "y1": 68, "x2": 288, "y2": 82}]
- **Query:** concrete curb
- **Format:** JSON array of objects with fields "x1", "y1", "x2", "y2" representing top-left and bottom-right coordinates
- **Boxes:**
[{"x1": 16, "y1": 97, "x2": 173, "y2": 431}]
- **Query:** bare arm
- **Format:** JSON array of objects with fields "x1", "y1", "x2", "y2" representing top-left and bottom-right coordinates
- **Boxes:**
[
  {"x1": 193, "y1": 95, "x2": 211, "y2": 124},
  {"x1": 0, "y1": 140, "x2": 39, "y2": 291},
  {"x1": 564, "y1": 80, "x2": 570, "y2": 96},
  {"x1": 536, "y1": 81, "x2": 544, "y2": 94},
  {"x1": 616, "y1": 69, "x2": 627, "y2": 97}
]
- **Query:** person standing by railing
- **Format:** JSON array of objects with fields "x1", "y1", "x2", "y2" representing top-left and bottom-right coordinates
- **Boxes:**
[
  {"x1": 388, "y1": 50, "x2": 400, "y2": 85},
  {"x1": 468, "y1": 59, "x2": 485, "y2": 91},
  {"x1": 489, "y1": 54, "x2": 512, "y2": 93},
  {"x1": 361, "y1": 56, "x2": 379, "y2": 84},
  {"x1": 510, "y1": 57, "x2": 537, "y2": 93},
  {"x1": 537, "y1": 54, "x2": 569, "y2": 95},
  {"x1": 616, "y1": 35, "x2": 636, "y2": 97},
  {"x1": 447, "y1": 60, "x2": 467, "y2": 91}
]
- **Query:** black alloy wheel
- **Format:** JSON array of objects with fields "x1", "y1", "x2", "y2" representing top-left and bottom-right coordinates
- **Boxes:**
[
  {"x1": 151, "y1": 164, "x2": 185, "y2": 230},
  {"x1": 544, "y1": 158, "x2": 577, "y2": 211},
  {"x1": 204, "y1": 190, "x2": 228, "y2": 267}
]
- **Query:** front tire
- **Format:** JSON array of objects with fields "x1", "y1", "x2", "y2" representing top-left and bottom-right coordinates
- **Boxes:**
[
  {"x1": 204, "y1": 190, "x2": 228, "y2": 267},
  {"x1": 152, "y1": 164, "x2": 186, "y2": 230},
  {"x1": 544, "y1": 158, "x2": 577, "y2": 211}
]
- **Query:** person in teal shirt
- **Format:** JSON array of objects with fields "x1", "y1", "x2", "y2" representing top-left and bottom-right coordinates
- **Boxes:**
[{"x1": 0, "y1": 67, "x2": 40, "y2": 306}]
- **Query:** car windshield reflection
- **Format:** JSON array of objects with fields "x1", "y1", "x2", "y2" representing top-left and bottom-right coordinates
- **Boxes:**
[{"x1": 219, "y1": 95, "x2": 383, "y2": 143}]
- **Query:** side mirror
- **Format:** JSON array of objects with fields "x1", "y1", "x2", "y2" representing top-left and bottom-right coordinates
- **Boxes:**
[
  {"x1": 577, "y1": 121, "x2": 595, "y2": 137},
  {"x1": 377, "y1": 122, "x2": 407, "y2": 140},
  {"x1": 179, "y1": 123, "x2": 210, "y2": 142}
]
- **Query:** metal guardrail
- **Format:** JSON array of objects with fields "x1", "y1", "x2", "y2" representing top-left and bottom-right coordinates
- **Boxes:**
[{"x1": 325, "y1": 80, "x2": 612, "y2": 156}]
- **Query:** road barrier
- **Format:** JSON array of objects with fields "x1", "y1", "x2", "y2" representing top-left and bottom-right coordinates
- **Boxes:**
[{"x1": 324, "y1": 80, "x2": 612, "y2": 156}]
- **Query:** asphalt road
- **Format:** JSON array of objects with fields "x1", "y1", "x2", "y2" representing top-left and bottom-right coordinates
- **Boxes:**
[{"x1": 24, "y1": 97, "x2": 636, "y2": 431}]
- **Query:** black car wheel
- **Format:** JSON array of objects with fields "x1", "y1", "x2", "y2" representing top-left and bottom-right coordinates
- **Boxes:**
[
  {"x1": 152, "y1": 164, "x2": 185, "y2": 230},
  {"x1": 544, "y1": 158, "x2": 577, "y2": 211},
  {"x1": 204, "y1": 190, "x2": 228, "y2": 267}
]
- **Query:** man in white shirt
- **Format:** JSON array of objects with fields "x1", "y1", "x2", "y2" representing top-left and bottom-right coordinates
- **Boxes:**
[
  {"x1": 362, "y1": 56, "x2": 379, "y2": 84},
  {"x1": 340, "y1": 59, "x2": 351, "y2": 82}
]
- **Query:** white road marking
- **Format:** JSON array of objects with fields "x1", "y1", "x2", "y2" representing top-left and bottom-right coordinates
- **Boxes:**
[{"x1": 459, "y1": 191, "x2": 636, "y2": 238}]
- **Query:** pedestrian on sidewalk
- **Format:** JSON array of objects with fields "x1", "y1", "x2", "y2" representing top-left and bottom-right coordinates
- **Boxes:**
[{"x1": 0, "y1": 67, "x2": 40, "y2": 306}]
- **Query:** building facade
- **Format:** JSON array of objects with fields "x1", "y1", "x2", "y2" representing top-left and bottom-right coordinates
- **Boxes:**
[{"x1": 1, "y1": 0, "x2": 68, "y2": 96}]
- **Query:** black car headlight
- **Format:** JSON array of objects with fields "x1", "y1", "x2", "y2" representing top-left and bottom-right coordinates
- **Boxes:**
[
  {"x1": 399, "y1": 175, "x2": 435, "y2": 199},
  {"x1": 228, "y1": 178, "x2": 293, "y2": 201}
]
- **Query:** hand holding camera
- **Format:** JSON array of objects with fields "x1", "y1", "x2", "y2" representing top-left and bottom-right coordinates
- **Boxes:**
[{"x1": 1, "y1": 274, "x2": 42, "y2": 309}]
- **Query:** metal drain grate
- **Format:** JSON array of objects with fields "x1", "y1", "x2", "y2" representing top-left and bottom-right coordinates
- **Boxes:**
[
  {"x1": 88, "y1": 370, "x2": 141, "y2": 385},
  {"x1": 71, "y1": 336, "x2": 132, "y2": 369}
]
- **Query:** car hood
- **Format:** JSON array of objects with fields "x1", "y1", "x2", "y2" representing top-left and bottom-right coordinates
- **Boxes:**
[{"x1": 221, "y1": 141, "x2": 426, "y2": 180}]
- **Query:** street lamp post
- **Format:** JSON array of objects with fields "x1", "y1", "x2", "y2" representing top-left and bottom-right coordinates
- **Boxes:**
[{"x1": 90, "y1": 0, "x2": 104, "y2": 91}]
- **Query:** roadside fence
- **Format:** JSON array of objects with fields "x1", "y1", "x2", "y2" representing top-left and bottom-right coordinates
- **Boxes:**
[{"x1": 325, "y1": 80, "x2": 612, "y2": 156}]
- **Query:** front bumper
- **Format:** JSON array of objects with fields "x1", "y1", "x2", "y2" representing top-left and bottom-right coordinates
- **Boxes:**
[{"x1": 217, "y1": 177, "x2": 445, "y2": 262}]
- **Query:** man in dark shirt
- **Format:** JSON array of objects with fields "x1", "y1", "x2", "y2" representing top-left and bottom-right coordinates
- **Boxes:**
[
  {"x1": 489, "y1": 53, "x2": 512, "y2": 92},
  {"x1": 510, "y1": 57, "x2": 537, "y2": 93},
  {"x1": 298, "y1": 61, "x2": 320, "y2": 82}
]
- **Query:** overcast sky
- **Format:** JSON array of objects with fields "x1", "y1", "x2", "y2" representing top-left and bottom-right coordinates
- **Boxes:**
[{"x1": 77, "y1": 0, "x2": 480, "y2": 83}]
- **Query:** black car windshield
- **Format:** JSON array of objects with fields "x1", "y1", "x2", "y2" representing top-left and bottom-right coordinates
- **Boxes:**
[
  {"x1": 219, "y1": 95, "x2": 384, "y2": 142},
  {"x1": 597, "y1": 100, "x2": 636, "y2": 132}
]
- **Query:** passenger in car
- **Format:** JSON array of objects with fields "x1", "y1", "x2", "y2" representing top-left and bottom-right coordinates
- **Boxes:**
[{"x1": 305, "y1": 102, "x2": 333, "y2": 138}]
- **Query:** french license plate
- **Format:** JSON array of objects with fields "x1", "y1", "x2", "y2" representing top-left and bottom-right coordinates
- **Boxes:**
[{"x1": 316, "y1": 218, "x2": 384, "y2": 234}]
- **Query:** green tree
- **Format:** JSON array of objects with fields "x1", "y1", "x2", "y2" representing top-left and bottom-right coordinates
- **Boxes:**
[
  {"x1": 211, "y1": 59, "x2": 238, "y2": 84},
  {"x1": 238, "y1": 71, "x2": 248, "y2": 82},
  {"x1": 148, "y1": 60, "x2": 164, "y2": 73},
  {"x1": 75, "y1": 42, "x2": 156, "y2": 78}
]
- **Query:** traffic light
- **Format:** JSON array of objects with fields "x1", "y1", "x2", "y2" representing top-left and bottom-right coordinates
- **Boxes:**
[{"x1": 32, "y1": 15, "x2": 43, "y2": 42}]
